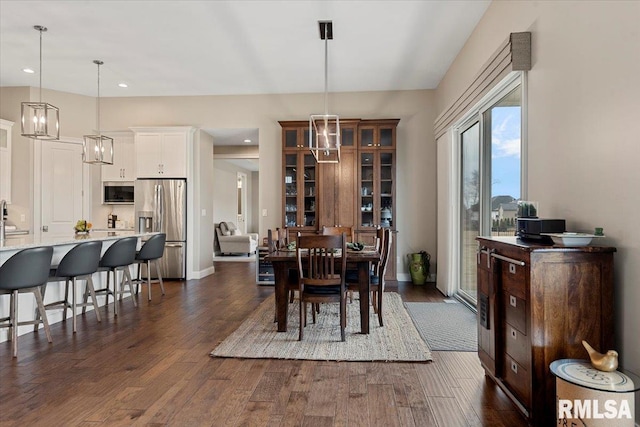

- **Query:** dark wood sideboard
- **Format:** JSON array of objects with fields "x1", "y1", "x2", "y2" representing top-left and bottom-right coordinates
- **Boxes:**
[{"x1": 476, "y1": 236, "x2": 615, "y2": 426}]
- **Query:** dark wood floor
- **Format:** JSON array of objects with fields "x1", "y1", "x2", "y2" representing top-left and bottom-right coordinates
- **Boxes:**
[{"x1": 0, "y1": 262, "x2": 527, "y2": 426}]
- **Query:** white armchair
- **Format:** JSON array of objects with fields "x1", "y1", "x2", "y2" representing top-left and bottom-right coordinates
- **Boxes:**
[{"x1": 215, "y1": 222, "x2": 258, "y2": 256}]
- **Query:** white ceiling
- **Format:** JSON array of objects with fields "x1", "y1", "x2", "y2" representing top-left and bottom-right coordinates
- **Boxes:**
[{"x1": 0, "y1": 0, "x2": 491, "y2": 98}]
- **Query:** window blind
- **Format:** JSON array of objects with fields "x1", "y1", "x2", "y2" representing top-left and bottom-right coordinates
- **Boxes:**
[{"x1": 434, "y1": 32, "x2": 531, "y2": 139}]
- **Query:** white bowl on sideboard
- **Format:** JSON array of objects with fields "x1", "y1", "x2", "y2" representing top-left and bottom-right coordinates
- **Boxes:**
[{"x1": 541, "y1": 232, "x2": 604, "y2": 247}]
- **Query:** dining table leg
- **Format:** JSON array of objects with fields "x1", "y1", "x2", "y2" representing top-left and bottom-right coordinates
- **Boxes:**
[
  {"x1": 358, "y1": 260, "x2": 371, "y2": 334},
  {"x1": 273, "y1": 261, "x2": 289, "y2": 332}
]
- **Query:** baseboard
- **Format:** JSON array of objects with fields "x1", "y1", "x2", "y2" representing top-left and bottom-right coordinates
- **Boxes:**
[
  {"x1": 397, "y1": 273, "x2": 437, "y2": 284},
  {"x1": 193, "y1": 266, "x2": 215, "y2": 279}
]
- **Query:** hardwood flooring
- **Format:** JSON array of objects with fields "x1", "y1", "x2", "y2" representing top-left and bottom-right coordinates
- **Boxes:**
[{"x1": 0, "y1": 262, "x2": 527, "y2": 426}]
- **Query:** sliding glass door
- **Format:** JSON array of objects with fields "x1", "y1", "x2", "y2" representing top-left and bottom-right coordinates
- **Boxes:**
[{"x1": 457, "y1": 78, "x2": 523, "y2": 305}]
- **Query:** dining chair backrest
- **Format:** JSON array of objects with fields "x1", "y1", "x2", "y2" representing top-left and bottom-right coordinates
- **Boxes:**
[
  {"x1": 297, "y1": 233, "x2": 346, "y2": 286},
  {"x1": 137, "y1": 233, "x2": 166, "y2": 261},
  {"x1": 99, "y1": 237, "x2": 138, "y2": 268},
  {"x1": 0, "y1": 246, "x2": 54, "y2": 290},
  {"x1": 55, "y1": 240, "x2": 103, "y2": 278},
  {"x1": 321, "y1": 226, "x2": 354, "y2": 243},
  {"x1": 376, "y1": 228, "x2": 393, "y2": 280}
]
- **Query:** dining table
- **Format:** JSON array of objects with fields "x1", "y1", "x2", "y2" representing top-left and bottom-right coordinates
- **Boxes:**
[{"x1": 265, "y1": 248, "x2": 380, "y2": 334}]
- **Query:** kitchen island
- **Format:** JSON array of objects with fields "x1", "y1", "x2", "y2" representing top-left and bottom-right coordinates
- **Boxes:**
[{"x1": 0, "y1": 230, "x2": 156, "y2": 343}]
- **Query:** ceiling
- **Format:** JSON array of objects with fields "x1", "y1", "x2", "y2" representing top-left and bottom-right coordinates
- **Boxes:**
[{"x1": 0, "y1": 1, "x2": 491, "y2": 98}]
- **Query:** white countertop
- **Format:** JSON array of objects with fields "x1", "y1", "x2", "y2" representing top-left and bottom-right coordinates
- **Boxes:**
[{"x1": 0, "y1": 230, "x2": 153, "y2": 252}]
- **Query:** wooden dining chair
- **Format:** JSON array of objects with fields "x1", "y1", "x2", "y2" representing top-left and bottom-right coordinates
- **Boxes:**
[
  {"x1": 321, "y1": 226, "x2": 354, "y2": 243},
  {"x1": 346, "y1": 227, "x2": 392, "y2": 327},
  {"x1": 296, "y1": 233, "x2": 348, "y2": 341}
]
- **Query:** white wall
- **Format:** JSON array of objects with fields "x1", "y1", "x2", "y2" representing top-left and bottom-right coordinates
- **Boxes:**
[
  {"x1": 195, "y1": 131, "x2": 215, "y2": 276},
  {"x1": 435, "y1": 0, "x2": 640, "y2": 407},
  {"x1": 213, "y1": 159, "x2": 255, "y2": 230}
]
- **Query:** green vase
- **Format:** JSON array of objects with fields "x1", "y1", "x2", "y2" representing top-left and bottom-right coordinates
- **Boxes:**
[{"x1": 408, "y1": 252, "x2": 430, "y2": 285}]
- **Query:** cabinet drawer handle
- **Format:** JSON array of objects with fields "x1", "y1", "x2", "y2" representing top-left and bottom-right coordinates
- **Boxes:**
[
  {"x1": 510, "y1": 327, "x2": 517, "y2": 339},
  {"x1": 509, "y1": 263, "x2": 517, "y2": 274},
  {"x1": 490, "y1": 253, "x2": 526, "y2": 266},
  {"x1": 510, "y1": 295, "x2": 517, "y2": 307},
  {"x1": 511, "y1": 361, "x2": 518, "y2": 374}
]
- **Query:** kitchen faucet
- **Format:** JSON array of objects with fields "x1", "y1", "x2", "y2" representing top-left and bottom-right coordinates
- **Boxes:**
[{"x1": 0, "y1": 199, "x2": 6, "y2": 242}]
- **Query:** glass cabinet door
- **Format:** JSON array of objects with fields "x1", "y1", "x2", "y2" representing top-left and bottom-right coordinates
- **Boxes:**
[
  {"x1": 302, "y1": 153, "x2": 316, "y2": 227},
  {"x1": 284, "y1": 153, "x2": 298, "y2": 227},
  {"x1": 379, "y1": 151, "x2": 394, "y2": 228},
  {"x1": 359, "y1": 150, "x2": 394, "y2": 229}
]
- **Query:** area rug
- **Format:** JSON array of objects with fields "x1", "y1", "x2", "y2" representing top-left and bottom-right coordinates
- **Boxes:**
[
  {"x1": 210, "y1": 292, "x2": 432, "y2": 362},
  {"x1": 404, "y1": 301, "x2": 477, "y2": 351}
]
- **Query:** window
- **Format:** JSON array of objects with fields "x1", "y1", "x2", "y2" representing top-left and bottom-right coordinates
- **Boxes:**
[{"x1": 455, "y1": 74, "x2": 524, "y2": 305}]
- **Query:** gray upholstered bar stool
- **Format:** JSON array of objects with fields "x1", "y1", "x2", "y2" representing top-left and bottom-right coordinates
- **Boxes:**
[
  {"x1": 92, "y1": 236, "x2": 138, "y2": 316},
  {"x1": 132, "y1": 233, "x2": 166, "y2": 301},
  {"x1": 43, "y1": 240, "x2": 103, "y2": 333},
  {"x1": 0, "y1": 246, "x2": 54, "y2": 357}
]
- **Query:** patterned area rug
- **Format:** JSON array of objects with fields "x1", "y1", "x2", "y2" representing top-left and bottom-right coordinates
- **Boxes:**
[
  {"x1": 404, "y1": 301, "x2": 477, "y2": 351},
  {"x1": 210, "y1": 292, "x2": 432, "y2": 362}
]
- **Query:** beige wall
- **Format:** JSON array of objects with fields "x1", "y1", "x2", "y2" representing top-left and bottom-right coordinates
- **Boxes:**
[
  {"x1": 435, "y1": 0, "x2": 640, "y2": 398},
  {"x1": 212, "y1": 159, "x2": 255, "y2": 232},
  {"x1": 196, "y1": 131, "x2": 214, "y2": 274}
]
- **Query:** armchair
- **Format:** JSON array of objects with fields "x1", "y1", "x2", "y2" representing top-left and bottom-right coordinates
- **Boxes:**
[{"x1": 215, "y1": 222, "x2": 258, "y2": 256}]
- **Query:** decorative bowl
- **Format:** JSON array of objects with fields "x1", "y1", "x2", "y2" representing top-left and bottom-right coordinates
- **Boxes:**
[{"x1": 542, "y1": 232, "x2": 603, "y2": 247}]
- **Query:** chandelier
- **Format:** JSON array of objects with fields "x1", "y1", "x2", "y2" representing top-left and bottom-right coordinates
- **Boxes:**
[
  {"x1": 83, "y1": 60, "x2": 114, "y2": 165},
  {"x1": 309, "y1": 20, "x2": 340, "y2": 163},
  {"x1": 21, "y1": 25, "x2": 60, "y2": 140}
]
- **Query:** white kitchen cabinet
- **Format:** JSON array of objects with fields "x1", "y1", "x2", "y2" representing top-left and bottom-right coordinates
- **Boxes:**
[
  {"x1": 101, "y1": 133, "x2": 135, "y2": 181},
  {"x1": 0, "y1": 119, "x2": 14, "y2": 203},
  {"x1": 132, "y1": 127, "x2": 193, "y2": 178}
]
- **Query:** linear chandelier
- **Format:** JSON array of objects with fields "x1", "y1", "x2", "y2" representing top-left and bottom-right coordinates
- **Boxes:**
[
  {"x1": 309, "y1": 20, "x2": 340, "y2": 163},
  {"x1": 21, "y1": 25, "x2": 60, "y2": 140},
  {"x1": 83, "y1": 60, "x2": 114, "y2": 165}
]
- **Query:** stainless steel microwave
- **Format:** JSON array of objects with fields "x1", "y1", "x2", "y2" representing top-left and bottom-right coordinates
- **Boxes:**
[{"x1": 103, "y1": 182, "x2": 134, "y2": 204}]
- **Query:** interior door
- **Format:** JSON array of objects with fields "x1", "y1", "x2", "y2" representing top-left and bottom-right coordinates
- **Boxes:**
[{"x1": 41, "y1": 141, "x2": 84, "y2": 234}]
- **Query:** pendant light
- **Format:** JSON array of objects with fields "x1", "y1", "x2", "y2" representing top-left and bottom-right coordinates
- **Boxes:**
[
  {"x1": 21, "y1": 25, "x2": 60, "y2": 140},
  {"x1": 83, "y1": 60, "x2": 114, "y2": 165},
  {"x1": 309, "y1": 20, "x2": 340, "y2": 163}
]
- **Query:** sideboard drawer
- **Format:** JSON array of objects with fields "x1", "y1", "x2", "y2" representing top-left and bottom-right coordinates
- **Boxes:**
[
  {"x1": 504, "y1": 292, "x2": 527, "y2": 334},
  {"x1": 503, "y1": 354, "x2": 531, "y2": 407}
]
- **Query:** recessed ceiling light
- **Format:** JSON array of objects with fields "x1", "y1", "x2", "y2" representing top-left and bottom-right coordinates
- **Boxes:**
[
  {"x1": 23, "y1": 68, "x2": 35, "y2": 73},
  {"x1": 244, "y1": 139, "x2": 251, "y2": 143},
  {"x1": 118, "y1": 83, "x2": 128, "y2": 88}
]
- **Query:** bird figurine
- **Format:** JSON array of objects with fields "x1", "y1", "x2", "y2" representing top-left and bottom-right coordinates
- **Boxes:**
[{"x1": 582, "y1": 340, "x2": 618, "y2": 372}]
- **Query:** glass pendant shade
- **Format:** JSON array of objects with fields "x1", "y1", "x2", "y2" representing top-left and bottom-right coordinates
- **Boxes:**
[
  {"x1": 21, "y1": 25, "x2": 60, "y2": 140},
  {"x1": 309, "y1": 114, "x2": 340, "y2": 163},
  {"x1": 310, "y1": 20, "x2": 340, "y2": 163},
  {"x1": 83, "y1": 60, "x2": 113, "y2": 165}
]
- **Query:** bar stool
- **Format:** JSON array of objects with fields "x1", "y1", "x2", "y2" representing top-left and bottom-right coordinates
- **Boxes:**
[
  {"x1": 132, "y1": 233, "x2": 166, "y2": 301},
  {"x1": 0, "y1": 246, "x2": 54, "y2": 357},
  {"x1": 42, "y1": 240, "x2": 103, "y2": 333},
  {"x1": 92, "y1": 237, "x2": 137, "y2": 316}
]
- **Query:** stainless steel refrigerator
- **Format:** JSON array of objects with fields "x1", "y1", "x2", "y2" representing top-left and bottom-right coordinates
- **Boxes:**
[{"x1": 135, "y1": 179, "x2": 186, "y2": 279}]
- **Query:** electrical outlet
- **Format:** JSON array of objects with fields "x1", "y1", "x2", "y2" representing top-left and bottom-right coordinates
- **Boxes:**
[
  {"x1": 201, "y1": 209, "x2": 206, "y2": 217},
  {"x1": 20, "y1": 214, "x2": 26, "y2": 222},
  {"x1": 262, "y1": 209, "x2": 268, "y2": 217}
]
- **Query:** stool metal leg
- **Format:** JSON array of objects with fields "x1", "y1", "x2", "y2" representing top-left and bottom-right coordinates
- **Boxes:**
[
  {"x1": 33, "y1": 288, "x2": 52, "y2": 343},
  {"x1": 156, "y1": 260, "x2": 165, "y2": 296},
  {"x1": 85, "y1": 276, "x2": 101, "y2": 323},
  {"x1": 11, "y1": 290, "x2": 18, "y2": 357}
]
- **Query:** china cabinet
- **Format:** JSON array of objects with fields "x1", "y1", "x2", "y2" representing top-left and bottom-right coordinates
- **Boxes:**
[
  {"x1": 476, "y1": 236, "x2": 615, "y2": 426},
  {"x1": 0, "y1": 119, "x2": 13, "y2": 203},
  {"x1": 279, "y1": 119, "x2": 398, "y2": 280}
]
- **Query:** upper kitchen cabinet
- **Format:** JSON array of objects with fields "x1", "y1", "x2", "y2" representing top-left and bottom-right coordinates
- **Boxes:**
[
  {"x1": 0, "y1": 119, "x2": 14, "y2": 203},
  {"x1": 131, "y1": 127, "x2": 194, "y2": 178},
  {"x1": 101, "y1": 132, "x2": 135, "y2": 182},
  {"x1": 359, "y1": 119, "x2": 397, "y2": 149}
]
